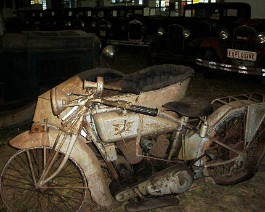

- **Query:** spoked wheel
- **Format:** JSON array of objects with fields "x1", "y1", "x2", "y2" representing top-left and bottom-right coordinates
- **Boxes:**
[
  {"x1": 204, "y1": 108, "x2": 265, "y2": 185},
  {"x1": 0, "y1": 147, "x2": 87, "y2": 211}
]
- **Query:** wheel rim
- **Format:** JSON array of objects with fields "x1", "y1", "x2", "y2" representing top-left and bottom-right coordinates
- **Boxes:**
[
  {"x1": 205, "y1": 110, "x2": 265, "y2": 184},
  {"x1": 0, "y1": 147, "x2": 87, "y2": 211}
]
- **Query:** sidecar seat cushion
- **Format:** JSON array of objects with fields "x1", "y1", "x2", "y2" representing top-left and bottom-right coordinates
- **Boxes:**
[
  {"x1": 120, "y1": 64, "x2": 194, "y2": 94},
  {"x1": 163, "y1": 97, "x2": 213, "y2": 118}
]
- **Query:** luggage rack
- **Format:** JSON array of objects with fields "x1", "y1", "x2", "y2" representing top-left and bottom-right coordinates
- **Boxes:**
[
  {"x1": 211, "y1": 93, "x2": 265, "y2": 144},
  {"x1": 212, "y1": 93, "x2": 265, "y2": 107}
]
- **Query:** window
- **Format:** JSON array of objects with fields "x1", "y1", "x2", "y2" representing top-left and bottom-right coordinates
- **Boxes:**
[{"x1": 31, "y1": 0, "x2": 47, "y2": 10}]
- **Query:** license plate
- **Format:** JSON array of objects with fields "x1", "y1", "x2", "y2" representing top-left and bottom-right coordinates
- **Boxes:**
[{"x1": 227, "y1": 49, "x2": 257, "y2": 61}]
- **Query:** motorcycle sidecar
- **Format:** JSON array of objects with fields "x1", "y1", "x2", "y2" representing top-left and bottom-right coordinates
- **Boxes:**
[{"x1": 33, "y1": 64, "x2": 194, "y2": 126}]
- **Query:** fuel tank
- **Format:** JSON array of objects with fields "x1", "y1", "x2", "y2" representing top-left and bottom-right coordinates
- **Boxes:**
[{"x1": 92, "y1": 110, "x2": 179, "y2": 143}]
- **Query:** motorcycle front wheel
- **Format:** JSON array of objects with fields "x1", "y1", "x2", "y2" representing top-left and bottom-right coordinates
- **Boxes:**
[
  {"x1": 0, "y1": 147, "x2": 88, "y2": 211},
  {"x1": 204, "y1": 107, "x2": 265, "y2": 185}
]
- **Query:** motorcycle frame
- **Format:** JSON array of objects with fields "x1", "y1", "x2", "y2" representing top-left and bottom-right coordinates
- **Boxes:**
[{"x1": 7, "y1": 70, "x2": 265, "y2": 207}]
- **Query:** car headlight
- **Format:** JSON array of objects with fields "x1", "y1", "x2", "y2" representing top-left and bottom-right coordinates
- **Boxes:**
[
  {"x1": 157, "y1": 27, "x2": 164, "y2": 36},
  {"x1": 257, "y1": 33, "x2": 265, "y2": 44},
  {"x1": 107, "y1": 23, "x2": 112, "y2": 29},
  {"x1": 65, "y1": 20, "x2": 72, "y2": 27},
  {"x1": 80, "y1": 20, "x2": 85, "y2": 28},
  {"x1": 102, "y1": 45, "x2": 115, "y2": 60},
  {"x1": 219, "y1": 29, "x2": 230, "y2": 40},
  {"x1": 183, "y1": 29, "x2": 191, "y2": 39},
  {"x1": 91, "y1": 21, "x2": 97, "y2": 28}
]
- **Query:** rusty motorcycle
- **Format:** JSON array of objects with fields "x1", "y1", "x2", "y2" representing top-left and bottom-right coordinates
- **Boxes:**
[{"x1": 1, "y1": 64, "x2": 265, "y2": 211}]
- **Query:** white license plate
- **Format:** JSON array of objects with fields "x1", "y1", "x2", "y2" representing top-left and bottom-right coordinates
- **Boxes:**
[{"x1": 227, "y1": 49, "x2": 257, "y2": 61}]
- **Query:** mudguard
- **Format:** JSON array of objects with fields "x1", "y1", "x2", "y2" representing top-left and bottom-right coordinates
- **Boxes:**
[
  {"x1": 199, "y1": 100, "x2": 258, "y2": 154},
  {"x1": 9, "y1": 127, "x2": 114, "y2": 207}
]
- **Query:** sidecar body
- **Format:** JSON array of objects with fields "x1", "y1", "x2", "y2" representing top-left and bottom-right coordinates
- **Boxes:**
[{"x1": 33, "y1": 64, "x2": 194, "y2": 126}]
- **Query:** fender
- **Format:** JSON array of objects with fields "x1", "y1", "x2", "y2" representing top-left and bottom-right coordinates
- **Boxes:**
[
  {"x1": 199, "y1": 100, "x2": 255, "y2": 155},
  {"x1": 9, "y1": 127, "x2": 114, "y2": 207},
  {"x1": 200, "y1": 37, "x2": 225, "y2": 60}
]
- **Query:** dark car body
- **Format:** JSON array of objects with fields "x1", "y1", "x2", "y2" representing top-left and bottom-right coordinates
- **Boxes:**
[
  {"x1": 148, "y1": 2, "x2": 251, "y2": 66},
  {"x1": 7, "y1": 6, "x2": 156, "y2": 47},
  {"x1": 0, "y1": 10, "x2": 115, "y2": 128},
  {"x1": 196, "y1": 18, "x2": 265, "y2": 77},
  {"x1": 107, "y1": 6, "x2": 165, "y2": 47}
]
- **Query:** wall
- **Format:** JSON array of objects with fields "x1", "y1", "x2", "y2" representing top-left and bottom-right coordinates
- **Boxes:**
[{"x1": 225, "y1": 0, "x2": 265, "y2": 19}]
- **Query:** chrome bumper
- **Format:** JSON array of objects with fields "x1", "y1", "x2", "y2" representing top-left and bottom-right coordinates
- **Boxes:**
[
  {"x1": 107, "y1": 39, "x2": 150, "y2": 47},
  {"x1": 196, "y1": 58, "x2": 265, "y2": 77}
]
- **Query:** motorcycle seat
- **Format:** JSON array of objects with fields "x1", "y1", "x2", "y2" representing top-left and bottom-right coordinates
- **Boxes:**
[{"x1": 163, "y1": 97, "x2": 213, "y2": 118}]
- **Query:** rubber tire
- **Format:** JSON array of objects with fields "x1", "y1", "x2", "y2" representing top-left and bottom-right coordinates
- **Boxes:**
[{"x1": 0, "y1": 147, "x2": 88, "y2": 211}]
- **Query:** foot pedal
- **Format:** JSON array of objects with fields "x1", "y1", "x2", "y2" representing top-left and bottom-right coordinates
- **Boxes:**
[{"x1": 125, "y1": 195, "x2": 179, "y2": 212}]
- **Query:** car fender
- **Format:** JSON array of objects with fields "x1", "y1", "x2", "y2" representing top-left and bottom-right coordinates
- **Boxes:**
[
  {"x1": 200, "y1": 37, "x2": 225, "y2": 60},
  {"x1": 9, "y1": 127, "x2": 114, "y2": 207}
]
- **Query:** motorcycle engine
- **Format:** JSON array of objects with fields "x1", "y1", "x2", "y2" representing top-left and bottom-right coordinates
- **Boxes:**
[
  {"x1": 112, "y1": 165, "x2": 193, "y2": 202},
  {"x1": 116, "y1": 134, "x2": 170, "y2": 165}
]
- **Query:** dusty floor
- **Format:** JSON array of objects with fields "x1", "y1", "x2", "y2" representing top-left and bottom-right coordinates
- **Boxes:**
[{"x1": 0, "y1": 47, "x2": 265, "y2": 211}]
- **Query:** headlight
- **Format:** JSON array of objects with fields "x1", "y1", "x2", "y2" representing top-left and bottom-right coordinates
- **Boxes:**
[
  {"x1": 102, "y1": 45, "x2": 115, "y2": 60},
  {"x1": 183, "y1": 29, "x2": 191, "y2": 39},
  {"x1": 157, "y1": 27, "x2": 164, "y2": 36},
  {"x1": 80, "y1": 20, "x2": 85, "y2": 28},
  {"x1": 219, "y1": 29, "x2": 230, "y2": 40},
  {"x1": 91, "y1": 21, "x2": 96, "y2": 28},
  {"x1": 51, "y1": 87, "x2": 70, "y2": 116},
  {"x1": 257, "y1": 33, "x2": 265, "y2": 44},
  {"x1": 65, "y1": 21, "x2": 72, "y2": 27},
  {"x1": 107, "y1": 23, "x2": 112, "y2": 29}
]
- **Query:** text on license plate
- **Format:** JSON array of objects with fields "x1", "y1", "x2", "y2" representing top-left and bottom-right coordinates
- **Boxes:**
[{"x1": 227, "y1": 49, "x2": 257, "y2": 61}]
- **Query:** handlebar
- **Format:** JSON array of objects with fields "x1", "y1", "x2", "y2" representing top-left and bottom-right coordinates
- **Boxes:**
[
  {"x1": 97, "y1": 99, "x2": 158, "y2": 117},
  {"x1": 84, "y1": 78, "x2": 158, "y2": 116},
  {"x1": 84, "y1": 78, "x2": 138, "y2": 94}
]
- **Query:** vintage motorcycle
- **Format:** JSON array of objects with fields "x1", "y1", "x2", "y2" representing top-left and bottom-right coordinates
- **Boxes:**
[{"x1": 1, "y1": 64, "x2": 265, "y2": 211}]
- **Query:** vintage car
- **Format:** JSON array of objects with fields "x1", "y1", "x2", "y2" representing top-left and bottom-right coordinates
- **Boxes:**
[
  {"x1": 0, "y1": 10, "x2": 116, "y2": 128},
  {"x1": 147, "y1": 2, "x2": 251, "y2": 66},
  {"x1": 196, "y1": 18, "x2": 265, "y2": 78},
  {"x1": 107, "y1": 6, "x2": 166, "y2": 48},
  {"x1": 7, "y1": 6, "x2": 168, "y2": 48}
]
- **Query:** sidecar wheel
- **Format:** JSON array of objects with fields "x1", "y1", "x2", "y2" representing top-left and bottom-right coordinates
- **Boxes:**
[
  {"x1": 204, "y1": 108, "x2": 265, "y2": 185},
  {"x1": 0, "y1": 147, "x2": 88, "y2": 211}
]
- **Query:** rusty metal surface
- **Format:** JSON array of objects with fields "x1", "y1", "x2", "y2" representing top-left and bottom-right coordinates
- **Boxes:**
[
  {"x1": 108, "y1": 78, "x2": 190, "y2": 109},
  {"x1": 199, "y1": 100, "x2": 254, "y2": 154},
  {"x1": 114, "y1": 165, "x2": 193, "y2": 202},
  {"x1": 8, "y1": 127, "x2": 114, "y2": 207},
  {"x1": 93, "y1": 110, "x2": 179, "y2": 143},
  {"x1": 245, "y1": 102, "x2": 265, "y2": 143},
  {"x1": 117, "y1": 139, "x2": 143, "y2": 164}
]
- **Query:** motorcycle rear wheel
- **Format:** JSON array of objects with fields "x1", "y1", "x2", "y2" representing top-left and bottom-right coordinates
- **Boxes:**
[
  {"x1": 204, "y1": 107, "x2": 265, "y2": 185},
  {"x1": 0, "y1": 147, "x2": 87, "y2": 211}
]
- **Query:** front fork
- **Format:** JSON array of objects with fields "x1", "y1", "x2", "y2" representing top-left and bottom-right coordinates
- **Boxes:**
[
  {"x1": 33, "y1": 106, "x2": 86, "y2": 188},
  {"x1": 26, "y1": 126, "x2": 79, "y2": 189},
  {"x1": 36, "y1": 132, "x2": 78, "y2": 187}
]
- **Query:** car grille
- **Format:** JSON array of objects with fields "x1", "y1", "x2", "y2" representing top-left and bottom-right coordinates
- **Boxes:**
[
  {"x1": 128, "y1": 20, "x2": 143, "y2": 41},
  {"x1": 232, "y1": 25, "x2": 257, "y2": 51},
  {"x1": 167, "y1": 24, "x2": 184, "y2": 54},
  {"x1": 2, "y1": 30, "x2": 97, "y2": 103}
]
